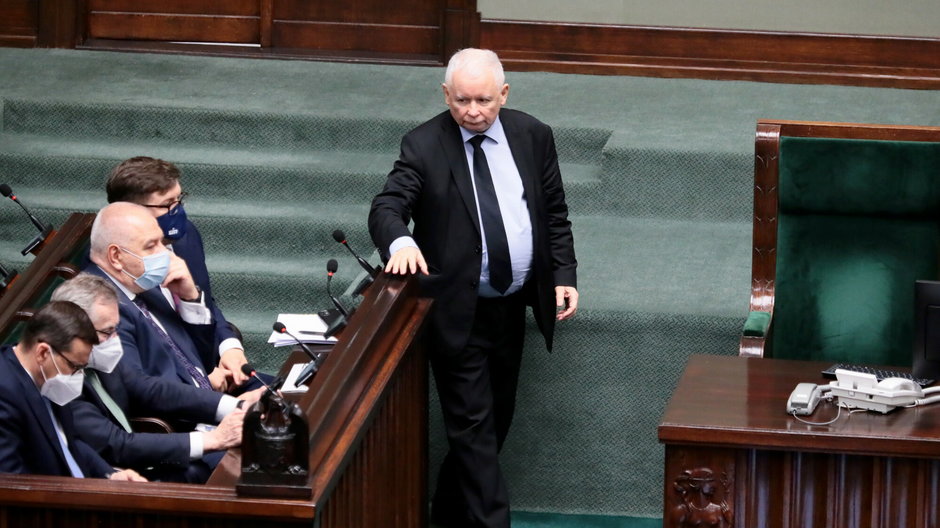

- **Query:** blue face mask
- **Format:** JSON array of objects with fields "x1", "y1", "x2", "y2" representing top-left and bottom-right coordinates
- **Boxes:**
[
  {"x1": 156, "y1": 204, "x2": 188, "y2": 240},
  {"x1": 119, "y1": 247, "x2": 171, "y2": 291}
]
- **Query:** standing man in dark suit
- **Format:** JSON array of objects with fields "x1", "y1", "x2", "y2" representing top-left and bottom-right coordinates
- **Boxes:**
[
  {"x1": 85, "y1": 201, "x2": 227, "y2": 391},
  {"x1": 105, "y1": 156, "x2": 250, "y2": 390},
  {"x1": 52, "y1": 273, "x2": 253, "y2": 482},
  {"x1": 369, "y1": 48, "x2": 578, "y2": 528},
  {"x1": 0, "y1": 301, "x2": 145, "y2": 481}
]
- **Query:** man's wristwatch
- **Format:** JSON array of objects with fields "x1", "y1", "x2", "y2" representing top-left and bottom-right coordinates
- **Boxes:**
[{"x1": 181, "y1": 286, "x2": 202, "y2": 303}]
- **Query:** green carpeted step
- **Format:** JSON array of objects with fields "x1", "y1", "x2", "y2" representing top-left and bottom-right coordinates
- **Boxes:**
[
  {"x1": 2, "y1": 98, "x2": 612, "y2": 165},
  {"x1": 596, "y1": 144, "x2": 753, "y2": 221},
  {"x1": 512, "y1": 511, "x2": 661, "y2": 528},
  {"x1": 427, "y1": 309, "x2": 744, "y2": 518},
  {"x1": 0, "y1": 134, "x2": 605, "y2": 213},
  {"x1": 2, "y1": 199, "x2": 753, "y2": 320}
]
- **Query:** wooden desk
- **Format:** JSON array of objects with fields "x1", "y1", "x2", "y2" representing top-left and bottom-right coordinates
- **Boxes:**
[
  {"x1": 659, "y1": 354, "x2": 940, "y2": 528},
  {"x1": 0, "y1": 272, "x2": 431, "y2": 528}
]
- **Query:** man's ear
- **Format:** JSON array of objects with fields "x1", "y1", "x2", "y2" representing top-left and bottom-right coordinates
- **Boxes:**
[
  {"x1": 107, "y1": 244, "x2": 124, "y2": 271},
  {"x1": 34, "y1": 342, "x2": 52, "y2": 365}
]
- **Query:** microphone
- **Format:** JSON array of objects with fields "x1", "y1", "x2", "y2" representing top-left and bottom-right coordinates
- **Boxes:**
[
  {"x1": 240, "y1": 363, "x2": 284, "y2": 401},
  {"x1": 333, "y1": 229, "x2": 379, "y2": 278},
  {"x1": 273, "y1": 321, "x2": 319, "y2": 363},
  {"x1": 272, "y1": 321, "x2": 325, "y2": 387},
  {"x1": 326, "y1": 259, "x2": 351, "y2": 319},
  {"x1": 1, "y1": 184, "x2": 54, "y2": 255}
]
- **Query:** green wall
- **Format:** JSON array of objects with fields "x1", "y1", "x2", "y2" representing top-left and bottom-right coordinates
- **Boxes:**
[{"x1": 479, "y1": 0, "x2": 940, "y2": 38}]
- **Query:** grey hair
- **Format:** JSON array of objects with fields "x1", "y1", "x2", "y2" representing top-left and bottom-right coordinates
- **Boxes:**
[
  {"x1": 51, "y1": 272, "x2": 118, "y2": 315},
  {"x1": 444, "y1": 48, "x2": 505, "y2": 88}
]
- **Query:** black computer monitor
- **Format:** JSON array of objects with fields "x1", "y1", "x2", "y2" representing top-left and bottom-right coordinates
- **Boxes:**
[{"x1": 913, "y1": 280, "x2": 940, "y2": 379}]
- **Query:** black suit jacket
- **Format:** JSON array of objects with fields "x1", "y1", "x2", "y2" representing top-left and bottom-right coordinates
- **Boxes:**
[
  {"x1": 0, "y1": 346, "x2": 113, "y2": 478},
  {"x1": 68, "y1": 361, "x2": 223, "y2": 470},
  {"x1": 369, "y1": 109, "x2": 577, "y2": 351},
  {"x1": 84, "y1": 265, "x2": 217, "y2": 384}
]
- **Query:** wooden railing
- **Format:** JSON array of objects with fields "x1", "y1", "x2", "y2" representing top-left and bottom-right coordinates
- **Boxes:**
[{"x1": 0, "y1": 214, "x2": 432, "y2": 527}]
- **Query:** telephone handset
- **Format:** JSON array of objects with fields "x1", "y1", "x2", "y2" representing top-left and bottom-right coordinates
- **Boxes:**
[{"x1": 786, "y1": 383, "x2": 826, "y2": 415}]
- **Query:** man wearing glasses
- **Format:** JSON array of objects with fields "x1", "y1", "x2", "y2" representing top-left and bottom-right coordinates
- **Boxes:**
[
  {"x1": 104, "y1": 157, "x2": 250, "y2": 390},
  {"x1": 0, "y1": 300, "x2": 145, "y2": 480},
  {"x1": 52, "y1": 273, "x2": 255, "y2": 482}
]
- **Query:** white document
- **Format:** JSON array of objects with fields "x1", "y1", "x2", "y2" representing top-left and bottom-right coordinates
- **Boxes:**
[
  {"x1": 281, "y1": 362, "x2": 312, "y2": 394},
  {"x1": 267, "y1": 313, "x2": 338, "y2": 346}
]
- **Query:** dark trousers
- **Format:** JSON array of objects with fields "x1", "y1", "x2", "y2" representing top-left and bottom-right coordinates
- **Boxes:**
[{"x1": 430, "y1": 292, "x2": 527, "y2": 528}]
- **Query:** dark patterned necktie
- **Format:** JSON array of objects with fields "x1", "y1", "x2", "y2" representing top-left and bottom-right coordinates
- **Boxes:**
[
  {"x1": 133, "y1": 295, "x2": 212, "y2": 390},
  {"x1": 469, "y1": 134, "x2": 512, "y2": 294}
]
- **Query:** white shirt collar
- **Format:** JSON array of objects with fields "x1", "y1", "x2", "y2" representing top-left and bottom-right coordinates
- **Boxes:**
[
  {"x1": 459, "y1": 115, "x2": 506, "y2": 145},
  {"x1": 96, "y1": 265, "x2": 138, "y2": 301}
]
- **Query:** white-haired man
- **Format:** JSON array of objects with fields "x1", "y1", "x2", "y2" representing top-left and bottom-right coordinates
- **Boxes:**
[{"x1": 369, "y1": 48, "x2": 579, "y2": 527}]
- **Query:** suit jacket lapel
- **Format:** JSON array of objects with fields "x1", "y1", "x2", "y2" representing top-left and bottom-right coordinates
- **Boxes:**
[{"x1": 439, "y1": 117, "x2": 482, "y2": 237}]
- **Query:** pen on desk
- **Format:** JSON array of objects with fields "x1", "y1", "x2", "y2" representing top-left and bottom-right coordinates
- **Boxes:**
[{"x1": 298, "y1": 330, "x2": 325, "y2": 336}]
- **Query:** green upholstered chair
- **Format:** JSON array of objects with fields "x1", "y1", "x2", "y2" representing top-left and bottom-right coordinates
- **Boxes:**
[{"x1": 741, "y1": 121, "x2": 940, "y2": 366}]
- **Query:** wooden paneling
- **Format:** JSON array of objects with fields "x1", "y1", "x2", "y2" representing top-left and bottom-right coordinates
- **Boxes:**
[
  {"x1": 481, "y1": 20, "x2": 940, "y2": 89},
  {"x1": 87, "y1": 0, "x2": 260, "y2": 16},
  {"x1": 87, "y1": 13, "x2": 260, "y2": 43},
  {"x1": 86, "y1": 0, "x2": 260, "y2": 43},
  {"x1": 0, "y1": 0, "x2": 37, "y2": 47},
  {"x1": 77, "y1": 0, "x2": 474, "y2": 63},
  {"x1": 275, "y1": 0, "x2": 442, "y2": 26},
  {"x1": 272, "y1": 0, "x2": 447, "y2": 58},
  {"x1": 273, "y1": 21, "x2": 440, "y2": 55}
]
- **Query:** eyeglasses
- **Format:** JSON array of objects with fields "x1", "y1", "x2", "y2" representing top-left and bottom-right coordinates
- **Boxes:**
[
  {"x1": 95, "y1": 327, "x2": 117, "y2": 342},
  {"x1": 42, "y1": 343, "x2": 87, "y2": 374},
  {"x1": 142, "y1": 191, "x2": 188, "y2": 216}
]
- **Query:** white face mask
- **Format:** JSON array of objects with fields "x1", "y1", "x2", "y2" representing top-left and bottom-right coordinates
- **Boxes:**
[
  {"x1": 39, "y1": 350, "x2": 85, "y2": 406},
  {"x1": 88, "y1": 334, "x2": 124, "y2": 374}
]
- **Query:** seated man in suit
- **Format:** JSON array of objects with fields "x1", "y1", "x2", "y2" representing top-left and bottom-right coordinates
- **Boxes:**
[
  {"x1": 106, "y1": 157, "x2": 250, "y2": 390},
  {"x1": 0, "y1": 300, "x2": 144, "y2": 481},
  {"x1": 85, "y1": 201, "x2": 229, "y2": 391},
  {"x1": 52, "y1": 273, "x2": 256, "y2": 482}
]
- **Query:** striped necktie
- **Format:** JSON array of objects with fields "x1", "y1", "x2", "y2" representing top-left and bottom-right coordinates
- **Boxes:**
[{"x1": 132, "y1": 295, "x2": 212, "y2": 390}]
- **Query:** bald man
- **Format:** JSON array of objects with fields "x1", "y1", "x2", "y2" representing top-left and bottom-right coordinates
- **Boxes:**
[{"x1": 84, "y1": 202, "x2": 231, "y2": 392}]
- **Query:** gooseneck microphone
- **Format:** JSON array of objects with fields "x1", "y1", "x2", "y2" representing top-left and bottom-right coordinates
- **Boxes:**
[
  {"x1": 273, "y1": 322, "x2": 319, "y2": 363},
  {"x1": 240, "y1": 363, "x2": 284, "y2": 401},
  {"x1": 332, "y1": 229, "x2": 379, "y2": 278},
  {"x1": 272, "y1": 321, "x2": 325, "y2": 386},
  {"x1": 326, "y1": 259, "x2": 351, "y2": 318},
  {"x1": 1, "y1": 184, "x2": 54, "y2": 255}
]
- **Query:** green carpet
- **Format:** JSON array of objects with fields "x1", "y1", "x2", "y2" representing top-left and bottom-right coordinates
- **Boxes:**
[
  {"x1": 1, "y1": 47, "x2": 938, "y2": 521},
  {"x1": 512, "y1": 511, "x2": 660, "y2": 528}
]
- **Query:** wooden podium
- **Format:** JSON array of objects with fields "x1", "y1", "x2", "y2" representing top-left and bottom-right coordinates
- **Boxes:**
[{"x1": 0, "y1": 213, "x2": 432, "y2": 528}]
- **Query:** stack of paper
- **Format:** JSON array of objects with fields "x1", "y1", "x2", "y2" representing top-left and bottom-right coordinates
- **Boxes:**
[{"x1": 267, "y1": 313, "x2": 338, "y2": 346}]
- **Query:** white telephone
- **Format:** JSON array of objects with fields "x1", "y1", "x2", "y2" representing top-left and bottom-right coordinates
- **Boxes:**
[{"x1": 828, "y1": 370, "x2": 925, "y2": 413}]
